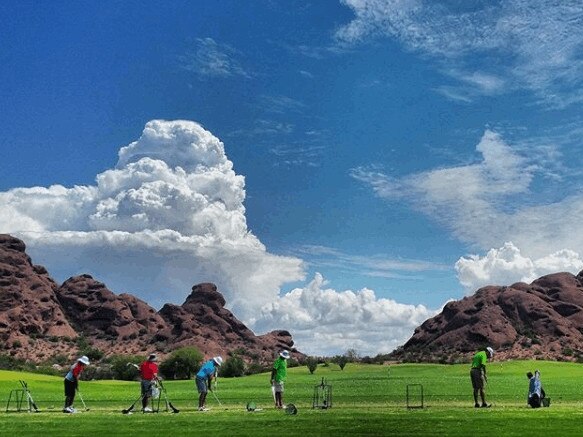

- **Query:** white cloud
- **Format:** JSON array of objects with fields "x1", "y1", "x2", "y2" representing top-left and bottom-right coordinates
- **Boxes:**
[
  {"x1": 0, "y1": 120, "x2": 303, "y2": 317},
  {"x1": 353, "y1": 128, "x2": 583, "y2": 291},
  {"x1": 258, "y1": 94, "x2": 306, "y2": 114},
  {"x1": 180, "y1": 37, "x2": 252, "y2": 79},
  {"x1": 296, "y1": 244, "x2": 447, "y2": 279},
  {"x1": 455, "y1": 242, "x2": 583, "y2": 292},
  {"x1": 269, "y1": 145, "x2": 325, "y2": 168},
  {"x1": 255, "y1": 273, "x2": 438, "y2": 356},
  {"x1": 352, "y1": 129, "x2": 583, "y2": 258},
  {"x1": 336, "y1": 0, "x2": 583, "y2": 106},
  {"x1": 0, "y1": 119, "x2": 434, "y2": 356}
]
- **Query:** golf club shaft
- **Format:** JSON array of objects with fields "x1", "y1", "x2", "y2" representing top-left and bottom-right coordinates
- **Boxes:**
[
  {"x1": 77, "y1": 390, "x2": 88, "y2": 410},
  {"x1": 161, "y1": 385, "x2": 179, "y2": 413},
  {"x1": 122, "y1": 393, "x2": 144, "y2": 414},
  {"x1": 211, "y1": 389, "x2": 223, "y2": 406}
]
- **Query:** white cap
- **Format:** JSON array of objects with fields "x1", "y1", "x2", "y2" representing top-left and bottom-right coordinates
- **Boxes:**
[
  {"x1": 148, "y1": 353, "x2": 157, "y2": 361},
  {"x1": 280, "y1": 350, "x2": 290, "y2": 359},
  {"x1": 78, "y1": 356, "x2": 90, "y2": 365},
  {"x1": 213, "y1": 356, "x2": 223, "y2": 366},
  {"x1": 486, "y1": 347, "x2": 494, "y2": 357}
]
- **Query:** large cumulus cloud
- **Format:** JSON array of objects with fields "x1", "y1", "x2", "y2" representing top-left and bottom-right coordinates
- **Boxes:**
[
  {"x1": 455, "y1": 242, "x2": 583, "y2": 292},
  {"x1": 0, "y1": 119, "x2": 437, "y2": 355},
  {"x1": 0, "y1": 120, "x2": 304, "y2": 317}
]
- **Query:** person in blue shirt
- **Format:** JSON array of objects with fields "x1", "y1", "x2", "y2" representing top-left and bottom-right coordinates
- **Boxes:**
[
  {"x1": 527, "y1": 370, "x2": 546, "y2": 408},
  {"x1": 195, "y1": 356, "x2": 223, "y2": 411}
]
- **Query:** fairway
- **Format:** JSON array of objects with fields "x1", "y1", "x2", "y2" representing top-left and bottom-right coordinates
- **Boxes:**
[{"x1": 2, "y1": 361, "x2": 583, "y2": 436}]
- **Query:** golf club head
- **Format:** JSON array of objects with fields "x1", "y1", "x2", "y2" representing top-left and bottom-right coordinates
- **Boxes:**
[{"x1": 122, "y1": 405, "x2": 135, "y2": 414}]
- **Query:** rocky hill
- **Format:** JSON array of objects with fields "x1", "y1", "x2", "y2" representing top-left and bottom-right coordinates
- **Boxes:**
[
  {"x1": 0, "y1": 234, "x2": 300, "y2": 364},
  {"x1": 390, "y1": 270, "x2": 583, "y2": 363}
]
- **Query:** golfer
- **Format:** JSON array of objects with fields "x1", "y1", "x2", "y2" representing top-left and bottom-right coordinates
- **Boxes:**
[
  {"x1": 470, "y1": 346, "x2": 494, "y2": 408},
  {"x1": 270, "y1": 350, "x2": 290, "y2": 409},
  {"x1": 527, "y1": 370, "x2": 546, "y2": 408},
  {"x1": 139, "y1": 353, "x2": 159, "y2": 412},
  {"x1": 63, "y1": 355, "x2": 89, "y2": 413},
  {"x1": 195, "y1": 356, "x2": 223, "y2": 411}
]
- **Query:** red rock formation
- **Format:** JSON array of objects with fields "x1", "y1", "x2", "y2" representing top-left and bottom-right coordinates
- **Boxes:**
[
  {"x1": 0, "y1": 234, "x2": 77, "y2": 360},
  {"x1": 56, "y1": 274, "x2": 172, "y2": 355},
  {"x1": 0, "y1": 234, "x2": 301, "y2": 364},
  {"x1": 159, "y1": 283, "x2": 298, "y2": 363},
  {"x1": 391, "y1": 271, "x2": 583, "y2": 362}
]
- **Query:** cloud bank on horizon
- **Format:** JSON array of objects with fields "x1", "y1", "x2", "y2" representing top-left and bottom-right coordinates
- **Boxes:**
[{"x1": 0, "y1": 120, "x2": 436, "y2": 356}]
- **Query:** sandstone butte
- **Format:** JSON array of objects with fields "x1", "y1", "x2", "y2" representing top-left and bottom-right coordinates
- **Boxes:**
[{"x1": 0, "y1": 234, "x2": 299, "y2": 364}]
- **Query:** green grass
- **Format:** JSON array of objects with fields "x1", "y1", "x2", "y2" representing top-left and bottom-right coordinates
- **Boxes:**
[{"x1": 1, "y1": 361, "x2": 583, "y2": 436}]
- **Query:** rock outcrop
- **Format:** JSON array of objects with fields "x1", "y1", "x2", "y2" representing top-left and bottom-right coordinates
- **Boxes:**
[
  {"x1": 0, "y1": 234, "x2": 301, "y2": 364},
  {"x1": 390, "y1": 271, "x2": 583, "y2": 362}
]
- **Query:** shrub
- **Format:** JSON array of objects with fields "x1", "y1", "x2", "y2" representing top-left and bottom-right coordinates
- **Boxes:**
[
  {"x1": 286, "y1": 358, "x2": 299, "y2": 368},
  {"x1": 0, "y1": 353, "x2": 26, "y2": 370},
  {"x1": 219, "y1": 355, "x2": 245, "y2": 378},
  {"x1": 110, "y1": 355, "x2": 143, "y2": 380},
  {"x1": 245, "y1": 362, "x2": 266, "y2": 375},
  {"x1": 47, "y1": 354, "x2": 69, "y2": 366},
  {"x1": 332, "y1": 355, "x2": 348, "y2": 370},
  {"x1": 159, "y1": 347, "x2": 203, "y2": 380},
  {"x1": 306, "y1": 356, "x2": 318, "y2": 374},
  {"x1": 79, "y1": 347, "x2": 104, "y2": 362}
]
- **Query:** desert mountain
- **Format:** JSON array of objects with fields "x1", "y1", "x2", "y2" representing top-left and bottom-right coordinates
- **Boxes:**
[
  {"x1": 0, "y1": 234, "x2": 299, "y2": 364},
  {"x1": 390, "y1": 270, "x2": 583, "y2": 362}
]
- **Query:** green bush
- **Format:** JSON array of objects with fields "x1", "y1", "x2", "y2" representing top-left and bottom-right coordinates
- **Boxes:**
[
  {"x1": 79, "y1": 347, "x2": 105, "y2": 362},
  {"x1": 333, "y1": 355, "x2": 348, "y2": 370},
  {"x1": 110, "y1": 355, "x2": 144, "y2": 380},
  {"x1": 245, "y1": 362, "x2": 266, "y2": 375},
  {"x1": 219, "y1": 355, "x2": 245, "y2": 378},
  {"x1": 306, "y1": 356, "x2": 318, "y2": 374},
  {"x1": 0, "y1": 353, "x2": 27, "y2": 370},
  {"x1": 159, "y1": 347, "x2": 203, "y2": 380}
]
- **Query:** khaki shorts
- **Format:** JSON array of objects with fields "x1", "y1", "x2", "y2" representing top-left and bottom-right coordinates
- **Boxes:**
[
  {"x1": 272, "y1": 381, "x2": 284, "y2": 393},
  {"x1": 470, "y1": 368, "x2": 485, "y2": 390}
]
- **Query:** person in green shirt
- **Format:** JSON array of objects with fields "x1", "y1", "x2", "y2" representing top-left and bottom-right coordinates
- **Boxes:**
[
  {"x1": 270, "y1": 350, "x2": 290, "y2": 408},
  {"x1": 470, "y1": 346, "x2": 494, "y2": 408}
]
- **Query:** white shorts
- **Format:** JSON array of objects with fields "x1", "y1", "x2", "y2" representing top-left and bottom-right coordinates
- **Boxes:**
[{"x1": 272, "y1": 381, "x2": 284, "y2": 393}]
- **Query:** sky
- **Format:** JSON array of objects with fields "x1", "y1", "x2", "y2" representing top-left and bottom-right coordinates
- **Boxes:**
[{"x1": 1, "y1": 0, "x2": 583, "y2": 356}]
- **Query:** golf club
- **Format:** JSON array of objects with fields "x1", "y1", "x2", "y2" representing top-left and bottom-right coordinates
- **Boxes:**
[
  {"x1": 210, "y1": 389, "x2": 224, "y2": 407},
  {"x1": 122, "y1": 393, "x2": 144, "y2": 414},
  {"x1": 156, "y1": 379, "x2": 179, "y2": 413},
  {"x1": 19, "y1": 380, "x2": 39, "y2": 412},
  {"x1": 77, "y1": 389, "x2": 90, "y2": 411}
]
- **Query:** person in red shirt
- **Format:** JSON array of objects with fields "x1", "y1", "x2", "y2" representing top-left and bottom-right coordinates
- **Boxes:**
[
  {"x1": 140, "y1": 353, "x2": 159, "y2": 412},
  {"x1": 63, "y1": 355, "x2": 89, "y2": 413}
]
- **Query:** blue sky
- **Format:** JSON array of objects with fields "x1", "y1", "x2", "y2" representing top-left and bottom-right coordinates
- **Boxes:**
[{"x1": 1, "y1": 1, "x2": 583, "y2": 356}]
